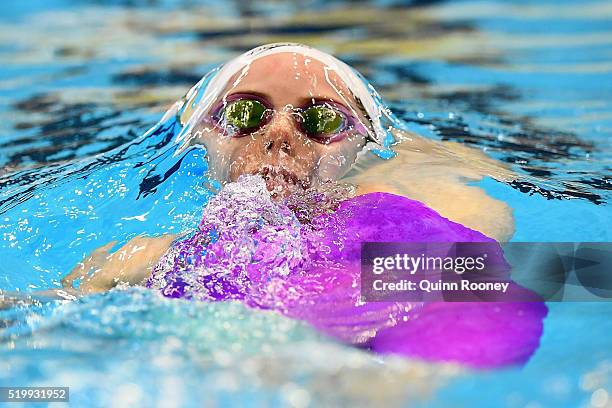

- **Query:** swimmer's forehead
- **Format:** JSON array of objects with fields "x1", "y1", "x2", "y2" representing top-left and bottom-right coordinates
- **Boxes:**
[{"x1": 222, "y1": 52, "x2": 361, "y2": 108}]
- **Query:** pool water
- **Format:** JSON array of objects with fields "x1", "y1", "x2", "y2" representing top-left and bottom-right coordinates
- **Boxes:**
[{"x1": 0, "y1": 0, "x2": 611, "y2": 407}]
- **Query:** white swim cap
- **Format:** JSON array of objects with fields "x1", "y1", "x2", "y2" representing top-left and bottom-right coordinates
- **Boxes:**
[{"x1": 173, "y1": 43, "x2": 398, "y2": 152}]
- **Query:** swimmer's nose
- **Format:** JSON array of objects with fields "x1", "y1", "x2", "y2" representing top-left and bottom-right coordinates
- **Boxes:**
[
  {"x1": 264, "y1": 140, "x2": 291, "y2": 154},
  {"x1": 260, "y1": 112, "x2": 306, "y2": 158},
  {"x1": 229, "y1": 111, "x2": 317, "y2": 186}
]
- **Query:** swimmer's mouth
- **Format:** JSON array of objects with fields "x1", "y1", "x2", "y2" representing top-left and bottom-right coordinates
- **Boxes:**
[{"x1": 254, "y1": 166, "x2": 311, "y2": 197}]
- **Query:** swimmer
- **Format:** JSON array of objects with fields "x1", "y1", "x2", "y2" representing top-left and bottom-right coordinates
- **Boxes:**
[
  {"x1": 4, "y1": 45, "x2": 546, "y2": 369},
  {"x1": 62, "y1": 43, "x2": 514, "y2": 294}
]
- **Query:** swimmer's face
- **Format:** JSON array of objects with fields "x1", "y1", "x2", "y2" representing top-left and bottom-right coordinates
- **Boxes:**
[{"x1": 193, "y1": 52, "x2": 369, "y2": 198}]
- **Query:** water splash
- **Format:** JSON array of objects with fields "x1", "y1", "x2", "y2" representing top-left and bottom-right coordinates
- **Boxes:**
[{"x1": 147, "y1": 175, "x2": 355, "y2": 302}]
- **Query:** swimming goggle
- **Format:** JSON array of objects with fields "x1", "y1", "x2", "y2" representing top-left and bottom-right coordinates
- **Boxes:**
[{"x1": 206, "y1": 93, "x2": 369, "y2": 145}]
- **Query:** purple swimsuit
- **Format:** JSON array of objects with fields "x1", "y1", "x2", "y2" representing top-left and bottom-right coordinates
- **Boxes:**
[{"x1": 148, "y1": 177, "x2": 547, "y2": 368}]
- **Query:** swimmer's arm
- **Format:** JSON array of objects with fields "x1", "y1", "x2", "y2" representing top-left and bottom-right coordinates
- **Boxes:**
[
  {"x1": 0, "y1": 288, "x2": 80, "y2": 309},
  {"x1": 345, "y1": 130, "x2": 516, "y2": 241},
  {"x1": 62, "y1": 235, "x2": 177, "y2": 294}
]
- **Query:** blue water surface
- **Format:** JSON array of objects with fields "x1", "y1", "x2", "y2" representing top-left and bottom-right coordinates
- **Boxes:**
[{"x1": 0, "y1": 0, "x2": 611, "y2": 407}]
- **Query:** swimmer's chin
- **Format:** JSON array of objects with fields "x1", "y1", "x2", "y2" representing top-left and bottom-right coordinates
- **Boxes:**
[{"x1": 233, "y1": 166, "x2": 312, "y2": 199}]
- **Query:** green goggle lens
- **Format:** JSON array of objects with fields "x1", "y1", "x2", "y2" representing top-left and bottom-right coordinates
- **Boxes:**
[
  {"x1": 224, "y1": 99, "x2": 267, "y2": 129},
  {"x1": 301, "y1": 106, "x2": 343, "y2": 135}
]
